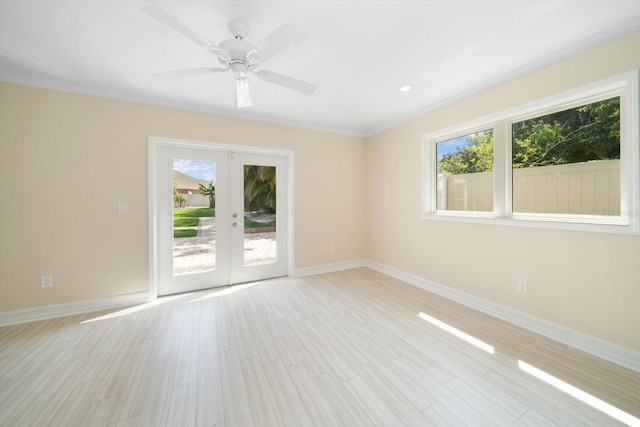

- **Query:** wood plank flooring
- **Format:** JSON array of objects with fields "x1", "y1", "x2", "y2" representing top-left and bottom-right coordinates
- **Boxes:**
[{"x1": 1, "y1": 268, "x2": 639, "y2": 426}]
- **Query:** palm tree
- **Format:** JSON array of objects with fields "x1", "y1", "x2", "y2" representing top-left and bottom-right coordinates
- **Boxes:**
[
  {"x1": 173, "y1": 178, "x2": 187, "y2": 207},
  {"x1": 198, "y1": 181, "x2": 215, "y2": 209},
  {"x1": 173, "y1": 191, "x2": 187, "y2": 207},
  {"x1": 244, "y1": 165, "x2": 276, "y2": 213}
]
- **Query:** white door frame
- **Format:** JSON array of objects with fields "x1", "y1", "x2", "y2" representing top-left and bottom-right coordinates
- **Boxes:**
[{"x1": 148, "y1": 136, "x2": 295, "y2": 300}]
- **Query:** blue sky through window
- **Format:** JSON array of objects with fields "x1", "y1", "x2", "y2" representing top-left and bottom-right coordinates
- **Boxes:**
[
  {"x1": 173, "y1": 159, "x2": 216, "y2": 182},
  {"x1": 437, "y1": 135, "x2": 470, "y2": 162}
]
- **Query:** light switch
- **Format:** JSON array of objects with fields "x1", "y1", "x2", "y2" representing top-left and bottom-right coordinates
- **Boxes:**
[{"x1": 118, "y1": 201, "x2": 128, "y2": 213}]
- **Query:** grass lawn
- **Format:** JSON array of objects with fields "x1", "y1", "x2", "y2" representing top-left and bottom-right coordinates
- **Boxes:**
[
  {"x1": 173, "y1": 207, "x2": 213, "y2": 238},
  {"x1": 174, "y1": 207, "x2": 214, "y2": 219},
  {"x1": 244, "y1": 218, "x2": 276, "y2": 228},
  {"x1": 174, "y1": 217, "x2": 200, "y2": 227},
  {"x1": 174, "y1": 229, "x2": 197, "y2": 238},
  {"x1": 173, "y1": 207, "x2": 275, "y2": 238}
]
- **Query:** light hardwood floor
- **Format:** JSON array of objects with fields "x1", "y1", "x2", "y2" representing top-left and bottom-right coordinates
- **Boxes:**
[{"x1": 1, "y1": 268, "x2": 638, "y2": 426}]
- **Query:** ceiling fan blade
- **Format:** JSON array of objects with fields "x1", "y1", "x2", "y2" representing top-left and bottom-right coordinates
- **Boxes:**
[
  {"x1": 255, "y1": 70, "x2": 317, "y2": 96},
  {"x1": 235, "y1": 75, "x2": 253, "y2": 108},
  {"x1": 247, "y1": 21, "x2": 306, "y2": 64},
  {"x1": 153, "y1": 67, "x2": 228, "y2": 79},
  {"x1": 141, "y1": 5, "x2": 229, "y2": 60}
]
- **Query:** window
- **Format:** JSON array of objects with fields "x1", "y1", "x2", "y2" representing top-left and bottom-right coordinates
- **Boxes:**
[{"x1": 422, "y1": 71, "x2": 639, "y2": 234}]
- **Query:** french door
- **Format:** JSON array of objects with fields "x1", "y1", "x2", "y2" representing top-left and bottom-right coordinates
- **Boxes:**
[{"x1": 150, "y1": 139, "x2": 291, "y2": 296}]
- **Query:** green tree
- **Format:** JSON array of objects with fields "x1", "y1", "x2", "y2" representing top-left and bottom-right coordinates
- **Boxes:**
[
  {"x1": 173, "y1": 179, "x2": 187, "y2": 207},
  {"x1": 173, "y1": 191, "x2": 187, "y2": 207},
  {"x1": 512, "y1": 98, "x2": 619, "y2": 168},
  {"x1": 437, "y1": 98, "x2": 620, "y2": 175},
  {"x1": 438, "y1": 131, "x2": 494, "y2": 175},
  {"x1": 244, "y1": 165, "x2": 276, "y2": 213},
  {"x1": 198, "y1": 181, "x2": 215, "y2": 209}
]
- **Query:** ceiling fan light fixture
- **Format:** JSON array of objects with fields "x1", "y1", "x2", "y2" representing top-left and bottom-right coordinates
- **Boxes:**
[{"x1": 234, "y1": 72, "x2": 253, "y2": 108}]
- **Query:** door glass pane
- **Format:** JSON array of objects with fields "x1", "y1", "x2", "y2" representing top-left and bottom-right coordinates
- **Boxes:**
[
  {"x1": 172, "y1": 160, "x2": 216, "y2": 275},
  {"x1": 243, "y1": 165, "x2": 277, "y2": 266},
  {"x1": 436, "y1": 129, "x2": 494, "y2": 211}
]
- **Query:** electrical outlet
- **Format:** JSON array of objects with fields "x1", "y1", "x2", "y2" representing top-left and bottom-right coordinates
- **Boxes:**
[
  {"x1": 329, "y1": 245, "x2": 335, "y2": 253},
  {"x1": 41, "y1": 275, "x2": 53, "y2": 288},
  {"x1": 518, "y1": 280, "x2": 528, "y2": 294}
]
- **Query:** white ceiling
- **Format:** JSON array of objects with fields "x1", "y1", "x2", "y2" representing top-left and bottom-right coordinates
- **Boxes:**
[{"x1": 1, "y1": 1, "x2": 639, "y2": 137}]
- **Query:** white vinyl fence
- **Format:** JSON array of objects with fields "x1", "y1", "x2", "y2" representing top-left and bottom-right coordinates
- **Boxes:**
[{"x1": 437, "y1": 159, "x2": 620, "y2": 215}]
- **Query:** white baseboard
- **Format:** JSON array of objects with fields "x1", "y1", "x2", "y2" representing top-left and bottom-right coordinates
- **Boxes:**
[
  {"x1": 0, "y1": 292, "x2": 151, "y2": 327},
  {"x1": 364, "y1": 260, "x2": 640, "y2": 373},
  {"x1": 294, "y1": 259, "x2": 368, "y2": 277}
]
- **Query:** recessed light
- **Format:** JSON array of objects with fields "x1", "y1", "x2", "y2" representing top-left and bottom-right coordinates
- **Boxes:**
[{"x1": 399, "y1": 85, "x2": 412, "y2": 92}]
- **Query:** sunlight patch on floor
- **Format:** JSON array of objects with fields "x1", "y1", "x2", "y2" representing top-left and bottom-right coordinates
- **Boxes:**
[
  {"x1": 187, "y1": 281, "x2": 262, "y2": 303},
  {"x1": 418, "y1": 311, "x2": 495, "y2": 354},
  {"x1": 81, "y1": 294, "x2": 190, "y2": 323},
  {"x1": 518, "y1": 360, "x2": 640, "y2": 426}
]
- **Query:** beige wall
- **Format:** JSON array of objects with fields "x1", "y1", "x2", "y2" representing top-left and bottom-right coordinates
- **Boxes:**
[
  {"x1": 1, "y1": 32, "x2": 639, "y2": 352},
  {"x1": 0, "y1": 84, "x2": 365, "y2": 311},
  {"x1": 365, "y1": 32, "x2": 640, "y2": 351}
]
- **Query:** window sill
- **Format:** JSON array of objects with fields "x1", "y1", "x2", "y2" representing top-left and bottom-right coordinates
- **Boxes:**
[{"x1": 423, "y1": 211, "x2": 638, "y2": 235}]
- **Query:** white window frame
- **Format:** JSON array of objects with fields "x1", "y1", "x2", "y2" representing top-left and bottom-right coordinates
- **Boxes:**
[{"x1": 422, "y1": 71, "x2": 639, "y2": 235}]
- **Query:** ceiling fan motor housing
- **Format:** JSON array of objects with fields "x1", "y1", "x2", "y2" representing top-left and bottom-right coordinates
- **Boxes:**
[{"x1": 218, "y1": 38, "x2": 254, "y2": 66}]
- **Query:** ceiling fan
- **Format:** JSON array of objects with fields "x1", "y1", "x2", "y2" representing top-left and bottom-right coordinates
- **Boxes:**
[{"x1": 142, "y1": 5, "x2": 317, "y2": 108}]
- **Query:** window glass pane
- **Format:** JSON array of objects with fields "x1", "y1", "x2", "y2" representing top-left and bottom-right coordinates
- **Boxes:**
[
  {"x1": 436, "y1": 129, "x2": 494, "y2": 211},
  {"x1": 512, "y1": 97, "x2": 620, "y2": 216}
]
